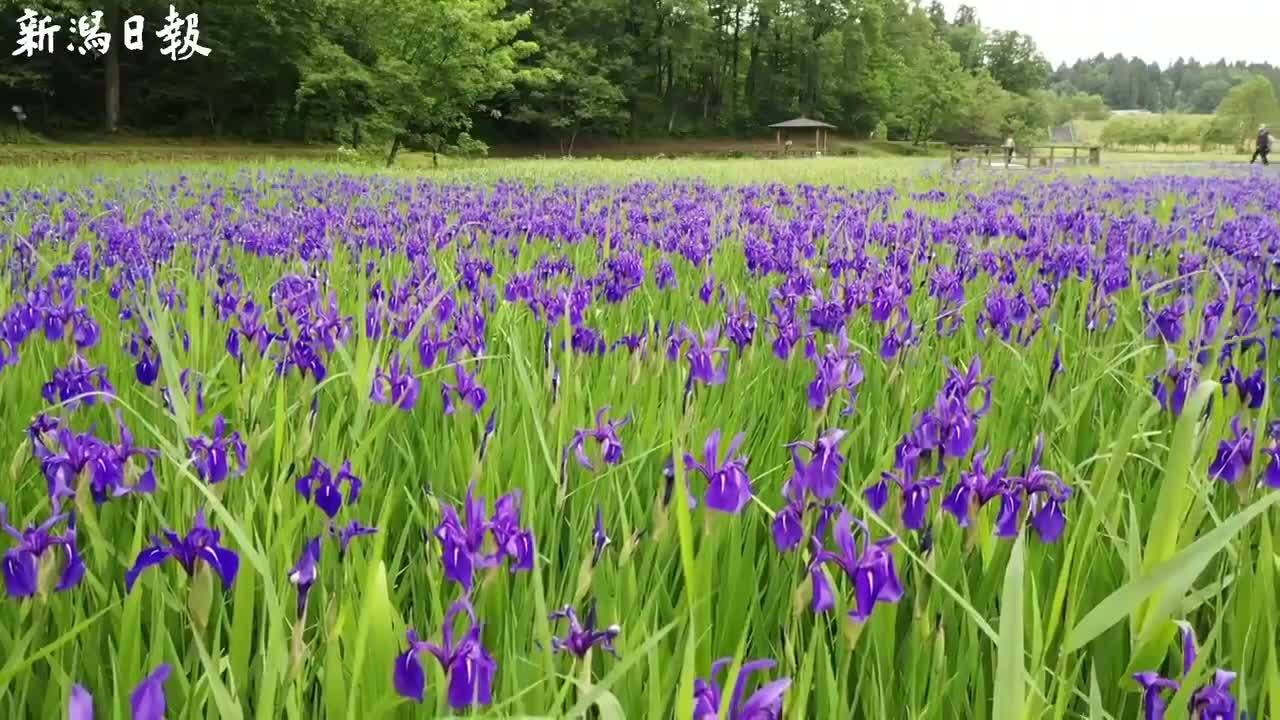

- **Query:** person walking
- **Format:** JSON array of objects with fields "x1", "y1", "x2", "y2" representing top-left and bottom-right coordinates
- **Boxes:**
[
  {"x1": 1252, "y1": 124, "x2": 1271, "y2": 165},
  {"x1": 1003, "y1": 136, "x2": 1015, "y2": 167}
]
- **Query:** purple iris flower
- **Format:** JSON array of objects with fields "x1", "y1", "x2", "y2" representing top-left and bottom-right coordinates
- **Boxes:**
[
  {"x1": 310, "y1": 292, "x2": 351, "y2": 351},
  {"x1": 279, "y1": 338, "x2": 328, "y2": 382},
  {"x1": 550, "y1": 602, "x2": 621, "y2": 657},
  {"x1": 684, "y1": 429, "x2": 754, "y2": 514},
  {"x1": 1190, "y1": 671, "x2": 1239, "y2": 720},
  {"x1": 771, "y1": 482, "x2": 807, "y2": 552},
  {"x1": 892, "y1": 418, "x2": 943, "y2": 480},
  {"x1": 131, "y1": 663, "x2": 173, "y2": 720},
  {"x1": 161, "y1": 369, "x2": 207, "y2": 417},
  {"x1": 69, "y1": 664, "x2": 172, "y2": 720},
  {"x1": 783, "y1": 428, "x2": 847, "y2": 500},
  {"x1": 863, "y1": 474, "x2": 890, "y2": 514},
  {"x1": 809, "y1": 510, "x2": 903, "y2": 622},
  {"x1": 766, "y1": 302, "x2": 804, "y2": 360},
  {"x1": 371, "y1": 352, "x2": 420, "y2": 411},
  {"x1": 227, "y1": 300, "x2": 274, "y2": 360},
  {"x1": 125, "y1": 509, "x2": 240, "y2": 592},
  {"x1": 0, "y1": 338, "x2": 17, "y2": 371},
  {"x1": 1145, "y1": 298, "x2": 1188, "y2": 344},
  {"x1": 288, "y1": 536, "x2": 322, "y2": 617},
  {"x1": 591, "y1": 505, "x2": 611, "y2": 566},
  {"x1": 85, "y1": 415, "x2": 159, "y2": 503},
  {"x1": 569, "y1": 325, "x2": 606, "y2": 356},
  {"x1": 692, "y1": 657, "x2": 790, "y2": 720},
  {"x1": 1208, "y1": 417, "x2": 1253, "y2": 485},
  {"x1": 654, "y1": 259, "x2": 676, "y2": 289},
  {"x1": 888, "y1": 470, "x2": 943, "y2": 531},
  {"x1": 928, "y1": 396, "x2": 978, "y2": 460},
  {"x1": 134, "y1": 348, "x2": 161, "y2": 386},
  {"x1": 41, "y1": 353, "x2": 114, "y2": 408},
  {"x1": 441, "y1": 363, "x2": 488, "y2": 415},
  {"x1": 1263, "y1": 427, "x2": 1280, "y2": 489},
  {"x1": 725, "y1": 298, "x2": 757, "y2": 351},
  {"x1": 394, "y1": 599, "x2": 497, "y2": 709},
  {"x1": 29, "y1": 419, "x2": 91, "y2": 501},
  {"x1": 879, "y1": 320, "x2": 916, "y2": 361},
  {"x1": 41, "y1": 297, "x2": 72, "y2": 341},
  {"x1": 807, "y1": 331, "x2": 865, "y2": 415},
  {"x1": 698, "y1": 277, "x2": 717, "y2": 304},
  {"x1": 31, "y1": 415, "x2": 158, "y2": 504},
  {"x1": 1132, "y1": 622, "x2": 1239, "y2": 720},
  {"x1": 1, "y1": 505, "x2": 85, "y2": 598},
  {"x1": 295, "y1": 459, "x2": 362, "y2": 518},
  {"x1": 941, "y1": 356, "x2": 993, "y2": 417},
  {"x1": 1221, "y1": 366, "x2": 1265, "y2": 410},
  {"x1": 941, "y1": 448, "x2": 1011, "y2": 528},
  {"x1": 433, "y1": 484, "x2": 534, "y2": 590},
  {"x1": 665, "y1": 323, "x2": 691, "y2": 362},
  {"x1": 993, "y1": 436, "x2": 1072, "y2": 543},
  {"x1": 418, "y1": 325, "x2": 450, "y2": 370},
  {"x1": 1048, "y1": 347, "x2": 1063, "y2": 390},
  {"x1": 331, "y1": 519, "x2": 378, "y2": 556},
  {"x1": 186, "y1": 416, "x2": 248, "y2": 485},
  {"x1": 70, "y1": 308, "x2": 100, "y2": 349},
  {"x1": 68, "y1": 684, "x2": 93, "y2": 720},
  {"x1": 809, "y1": 293, "x2": 848, "y2": 334},
  {"x1": 684, "y1": 326, "x2": 730, "y2": 387},
  {"x1": 567, "y1": 407, "x2": 630, "y2": 471},
  {"x1": 771, "y1": 484, "x2": 839, "y2": 555},
  {"x1": 1133, "y1": 671, "x2": 1181, "y2": 720},
  {"x1": 1151, "y1": 359, "x2": 1198, "y2": 417}
]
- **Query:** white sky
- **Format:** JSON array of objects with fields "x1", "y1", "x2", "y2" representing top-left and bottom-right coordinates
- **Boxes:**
[{"x1": 940, "y1": 0, "x2": 1280, "y2": 67}]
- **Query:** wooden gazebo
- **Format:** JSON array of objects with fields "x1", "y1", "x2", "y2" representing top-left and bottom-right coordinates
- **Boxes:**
[{"x1": 769, "y1": 117, "x2": 835, "y2": 155}]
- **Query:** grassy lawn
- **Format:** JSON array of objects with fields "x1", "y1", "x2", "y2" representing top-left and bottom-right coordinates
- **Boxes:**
[
  {"x1": 0, "y1": 153, "x2": 950, "y2": 187},
  {"x1": 0, "y1": 142, "x2": 1265, "y2": 195}
]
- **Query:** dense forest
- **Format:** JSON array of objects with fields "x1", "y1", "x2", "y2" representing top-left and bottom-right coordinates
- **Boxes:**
[
  {"x1": 1052, "y1": 56, "x2": 1280, "y2": 114},
  {"x1": 2, "y1": 0, "x2": 1279, "y2": 159}
]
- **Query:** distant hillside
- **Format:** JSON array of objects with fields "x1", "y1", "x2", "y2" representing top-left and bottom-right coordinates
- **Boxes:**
[{"x1": 1053, "y1": 56, "x2": 1280, "y2": 113}]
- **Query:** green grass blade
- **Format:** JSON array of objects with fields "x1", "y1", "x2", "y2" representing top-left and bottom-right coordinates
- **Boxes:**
[{"x1": 993, "y1": 534, "x2": 1026, "y2": 720}]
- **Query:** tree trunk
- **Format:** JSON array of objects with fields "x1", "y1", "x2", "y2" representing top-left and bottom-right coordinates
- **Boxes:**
[
  {"x1": 664, "y1": 49, "x2": 676, "y2": 133},
  {"x1": 806, "y1": 25, "x2": 823, "y2": 114},
  {"x1": 745, "y1": 0, "x2": 771, "y2": 116},
  {"x1": 729, "y1": 2, "x2": 741, "y2": 125},
  {"x1": 103, "y1": 1, "x2": 120, "y2": 133},
  {"x1": 352, "y1": 121, "x2": 361, "y2": 149},
  {"x1": 386, "y1": 136, "x2": 402, "y2": 167}
]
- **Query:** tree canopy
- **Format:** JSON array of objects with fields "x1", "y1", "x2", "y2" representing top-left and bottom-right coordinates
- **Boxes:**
[{"x1": 4, "y1": 0, "x2": 1280, "y2": 156}]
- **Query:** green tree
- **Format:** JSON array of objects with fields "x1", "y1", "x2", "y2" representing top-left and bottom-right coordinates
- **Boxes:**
[
  {"x1": 984, "y1": 30, "x2": 1049, "y2": 95},
  {"x1": 363, "y1": 0, "x2": 537, "y2": 165},
  {"x1": 295, "y1": 41, "x2": 376, "y2": 147},
  {"x1": 940, "y1": 69, "x2": 1011, "y2": 141},
  {"x1": 894, "y1": 34, "x2": 967, "y2": 144},
  {"x1": 510, "y1": 44, "x2": 629, "y2": 153},
  {"x1": 1213, "y1": 75, "x2": 1280, "y2": 149}
]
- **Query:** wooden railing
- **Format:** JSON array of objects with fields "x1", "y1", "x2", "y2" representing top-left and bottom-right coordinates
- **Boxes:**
[{"x1": 950, "y1": 144, "x2": 1102, "y2": 168}]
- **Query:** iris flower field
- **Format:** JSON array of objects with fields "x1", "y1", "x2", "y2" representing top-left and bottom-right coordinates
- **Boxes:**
[{"x1": 1, "y1": 163, "x2": 1278, "y2": 719}]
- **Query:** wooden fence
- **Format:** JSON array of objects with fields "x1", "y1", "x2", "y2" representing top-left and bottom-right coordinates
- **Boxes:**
[{"x1": 950, "y1": 144, "x2": 1102, "y2": 169}]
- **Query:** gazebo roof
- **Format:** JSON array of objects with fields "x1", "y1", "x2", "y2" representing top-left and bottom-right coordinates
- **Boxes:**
[{"x1": 768, "y1": 116, "x2": 836, "y2": 129}]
